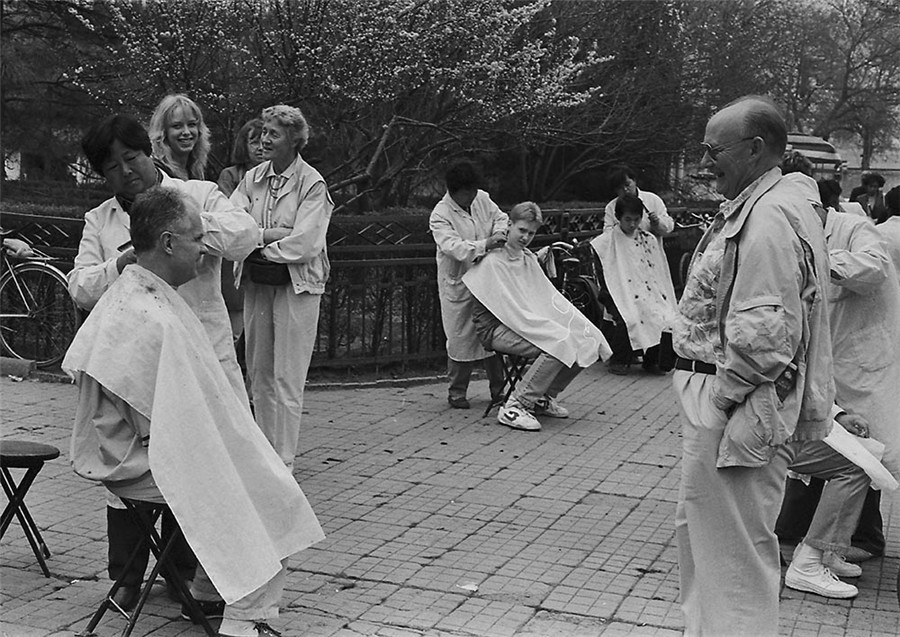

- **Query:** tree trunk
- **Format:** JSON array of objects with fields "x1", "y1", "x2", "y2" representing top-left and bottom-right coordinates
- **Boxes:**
[{"x1": 860, "y1": 130, "x2": 874, "y2": 170}]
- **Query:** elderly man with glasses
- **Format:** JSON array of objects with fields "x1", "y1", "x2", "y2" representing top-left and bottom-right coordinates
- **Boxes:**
[{"x1": 671, "y1": 96, "x2": 834, "y2": 635}]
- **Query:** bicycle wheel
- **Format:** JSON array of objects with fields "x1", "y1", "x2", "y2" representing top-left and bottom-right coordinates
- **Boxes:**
[
  {"x1": 562, "y1": 278, "x2": 600, "y2": 326},
  {"x1": 0, "y1": 262, "x2": 80, "y2": 368}
]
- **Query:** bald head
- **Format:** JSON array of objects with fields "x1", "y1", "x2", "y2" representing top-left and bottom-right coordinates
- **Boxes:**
[
  {"x1": 702, "y1": 95, "x2": 786, "y2": 200},
  {"x1": 721, "y1": 95, "x2": 787, "y2": 156}
]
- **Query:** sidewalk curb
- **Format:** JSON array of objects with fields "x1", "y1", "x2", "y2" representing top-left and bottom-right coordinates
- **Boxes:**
[
  {"x1": 308, "y1": 374, "x2": 444, "y2": 390},
  {"x1": 0, "y1": 356, "x2": 35, "y2": 379},
  {"x1": 10, "y1": 359, "x2": 443, "y2": 390}
]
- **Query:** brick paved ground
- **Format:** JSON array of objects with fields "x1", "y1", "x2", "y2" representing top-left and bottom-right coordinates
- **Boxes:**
[{"x1": 1, "y1": 365, "x2": 898, "y2": 636}]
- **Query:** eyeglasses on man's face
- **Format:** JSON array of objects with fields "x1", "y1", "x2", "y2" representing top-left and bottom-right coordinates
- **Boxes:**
[{"x1": 700, "y1": 136, "x2": 757, "y2": 160}]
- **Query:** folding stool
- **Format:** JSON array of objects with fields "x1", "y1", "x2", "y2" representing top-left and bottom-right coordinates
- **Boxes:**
[
  {"x1": 482, "y1": 353, "x2": 533, "y2": 417},
  {"x1": 0, "y1": 440, "x2": 60, "y2": 577},
  {"x1": 77, "y1": 499, "x2": 216, "y2": 637}
]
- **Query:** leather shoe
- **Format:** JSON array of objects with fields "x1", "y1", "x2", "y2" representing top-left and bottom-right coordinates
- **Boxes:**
[
  {"x1": 181, "y1": 597, "x2": 226, "y2": 623},
  {"x1": 608, "y1": 362, "x2": 629, "y2": 375},
  {"x1": 111, "y1": 585, "x2": 140, "y2": 612},
  {"x1": 448, "y1": 396, "x2": 470, "y2": 409}
]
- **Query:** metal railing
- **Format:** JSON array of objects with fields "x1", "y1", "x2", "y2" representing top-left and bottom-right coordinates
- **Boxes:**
[{"x1": 0, "y1": 206, "x2": 712, "y2": 370}]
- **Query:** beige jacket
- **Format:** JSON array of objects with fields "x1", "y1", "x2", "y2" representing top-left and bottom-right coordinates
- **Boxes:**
[
  {"x1": 713, "y1": 169, "x2": 835, "y2": 467},
  {"x1": 230, "y1": 155, "x2": 332, "y2": 295}
]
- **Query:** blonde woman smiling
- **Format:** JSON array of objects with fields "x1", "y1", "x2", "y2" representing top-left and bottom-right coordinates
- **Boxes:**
[{"x1": 149, "y1": 94, "x2": 211, "y2": 180}]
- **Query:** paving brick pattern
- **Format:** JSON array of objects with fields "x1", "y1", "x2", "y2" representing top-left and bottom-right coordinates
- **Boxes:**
[{"x1": 1, "y1": 366, "x2": 898, "y2": 636}]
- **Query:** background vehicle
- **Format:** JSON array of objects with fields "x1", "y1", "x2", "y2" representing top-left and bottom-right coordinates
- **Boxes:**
[{"x1": 786, "y1": 133, "x2": 845, "y2": 181}]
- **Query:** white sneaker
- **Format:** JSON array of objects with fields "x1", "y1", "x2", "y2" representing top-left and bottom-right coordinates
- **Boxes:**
[
  {"x1": 785, "y1": 563, "x2": 858, "y2": 598},
  {"x1": 535, "y1": 396, "x2": 569, "y2": 418},
  {"x1": 498, "y1": 404, "x2": 541, "y2": 431},
  {"x1": 823, "y1": 552, "x2": 862, "y2": 578}
]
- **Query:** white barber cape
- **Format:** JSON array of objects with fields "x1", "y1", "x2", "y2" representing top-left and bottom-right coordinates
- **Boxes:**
[
  {"x1": 822, "y1": 421, "x2": 898, "y2": 492},
  {"x1": 462, "y1": 247, "x2": 611, "y2": 367},
  {"x1": 591, "y1": 226, "x2": 677, "y2": 351},
  {"x1": 64, "y1": 265, "x2": 324, "y2": 603}
]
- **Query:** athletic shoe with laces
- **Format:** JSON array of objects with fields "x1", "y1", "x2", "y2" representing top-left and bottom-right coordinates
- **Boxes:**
[
  {"x1": 535, "y1": 396, "x2": 569, "y2": 418},
  {"x1": 498, "y1": 404, "x2": 541, "y2": 431},
  {"x1": 785, "y1": 562, "x2": 858, "y2": 598},
  {"x1": 823, "y1": 551, "x2": 862, "y2": 578}
]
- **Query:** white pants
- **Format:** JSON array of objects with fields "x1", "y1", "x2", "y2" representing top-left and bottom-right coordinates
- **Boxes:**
[
  {"x1": 673, "y1": 370, "x2": 787, "y2": 637},
  {"x1": 193, "y1": 559, "x2": 288, "y2": 621},
  {"x1": 244, "y1": 282, "x2": 321, "y2": 467}
]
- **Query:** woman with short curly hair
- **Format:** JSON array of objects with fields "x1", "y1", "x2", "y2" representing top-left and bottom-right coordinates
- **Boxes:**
[{"x1": 230, "y1": 104, "x2": 332, "y2": 469}]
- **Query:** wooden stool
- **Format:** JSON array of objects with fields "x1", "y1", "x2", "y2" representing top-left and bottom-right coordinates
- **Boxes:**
[{"x1": 0, "y1": 439, "x2": 61, "y2": 577}]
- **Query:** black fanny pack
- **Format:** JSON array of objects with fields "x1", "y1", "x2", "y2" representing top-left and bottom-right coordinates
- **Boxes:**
[{"x1": 245, "y1": 249, "x2": 291, "y2": 286}]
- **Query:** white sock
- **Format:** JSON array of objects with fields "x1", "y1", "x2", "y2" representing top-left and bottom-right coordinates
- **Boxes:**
[
  {"x1": 792, "y1": 542, "x2": 823, "y2": 572},
  {"x1": 218, "y1": 618, "x2": 257, "y2": 637}
]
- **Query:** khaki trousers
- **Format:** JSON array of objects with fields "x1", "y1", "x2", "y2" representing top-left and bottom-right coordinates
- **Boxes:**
[
  {"x1": 192, "y1": 559, "x2": 288, "y2": 621},
  {"x1": 244, "y1": 282, "x2": 320, "y2": 467},
  {"x1": 674, "y1": 370, "x2": 787, "y2": 637}
]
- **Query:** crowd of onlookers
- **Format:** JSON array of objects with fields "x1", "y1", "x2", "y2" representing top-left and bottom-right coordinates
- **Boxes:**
[
  {"x1": 429, "y1": 95, "x2": 900, "y2": 637},
  {"x1": 46, "y1": 88, "x2": 900, "y2": 637}
]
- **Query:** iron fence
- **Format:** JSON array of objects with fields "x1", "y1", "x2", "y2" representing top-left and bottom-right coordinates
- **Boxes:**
[{"x1": 0, "y1": 206, "x2": 712, "y2": 370}]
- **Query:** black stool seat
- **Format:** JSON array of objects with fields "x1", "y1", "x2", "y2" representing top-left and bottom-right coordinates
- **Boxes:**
[
  {"x1": 1, "y1": 440, "x2": 61, "y2": 467},
  {"x1": 1, "y1": 439, "x2": 61, "y2": 577}
]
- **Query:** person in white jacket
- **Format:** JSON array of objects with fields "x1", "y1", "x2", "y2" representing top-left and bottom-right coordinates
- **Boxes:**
[
  {"x1": 777, "y1": 194, "x2": 900, "y2": 566},
  {"x1": 68, "y1": 113, "x2": 258, "y2": 615},
  {"x1": 429, "y1": 161, "x2": 508, "y2": 409},
  {"x1": 879, "y1": 187, "x2": 900, "y2": 280},
  {"x1": 65, "y1": 186, "x2": 323, "y2": 637}
]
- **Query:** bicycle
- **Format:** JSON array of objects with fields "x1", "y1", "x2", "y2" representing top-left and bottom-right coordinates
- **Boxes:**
[
  {"x1": 0, "y1": 230, "x2": 81, "y2": 368},
  {"x1": 540, "y1": 239, "x2": 608, "y2": 329},
  {"x1": 673, "y1": 210, "x2": 715, "y2": 292}
]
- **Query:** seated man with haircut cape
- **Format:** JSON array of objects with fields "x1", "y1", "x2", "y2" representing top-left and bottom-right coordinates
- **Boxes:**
[
  {"x1": 64, "y1": 186, "x2": 324, "y2": 637},
  {"x1": 463, "y1": 201, "x2": 611, "y2": 432},
  {"x1": 591, "y1": 193, "x2": 678, "y2": 375}
]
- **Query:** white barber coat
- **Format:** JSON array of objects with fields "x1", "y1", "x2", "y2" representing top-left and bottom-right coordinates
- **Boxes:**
[
  {"x1": 826, "y1": 211, "x2": 900, "y2": 477},
  {"x1": 430, "y1": 190, "x2": 508, "y2": 361},
  {"x1": 67, "y1": 173, "x2": 258, "y2": 397},
  {"x1": 877, "y1": 216, "x2": 900, "y2": 284},
  {"x1": 603, "y1": 189, "x2": 674, "y2": 236}
]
